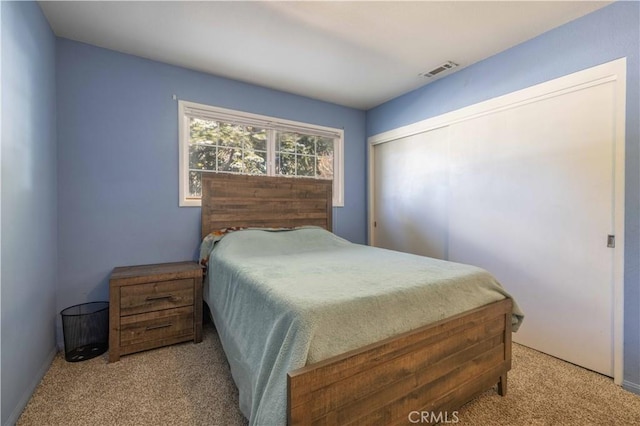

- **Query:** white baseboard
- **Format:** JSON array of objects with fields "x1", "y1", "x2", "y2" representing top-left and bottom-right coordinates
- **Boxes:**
[{"x1": 3, "y1": 347, "x2": 58, "y2": 426}]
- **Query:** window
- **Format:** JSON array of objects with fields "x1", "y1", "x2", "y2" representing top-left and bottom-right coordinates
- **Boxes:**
[{"x1": 179, "y1": 101, "x2": 344, "y2": 207}]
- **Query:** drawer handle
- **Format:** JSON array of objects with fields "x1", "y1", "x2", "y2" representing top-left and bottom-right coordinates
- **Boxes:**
[
  {"x1": 145, "y1": 294, "x2": 174, "y2": 302},
  {"x1": 145, "y1": 323, "x2": 172, "y2": 331}
]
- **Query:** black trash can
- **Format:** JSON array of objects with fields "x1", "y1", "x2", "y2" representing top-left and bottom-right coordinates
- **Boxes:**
[{"x1": 60, "y1": 302, "x2": 109, "y2": 362}]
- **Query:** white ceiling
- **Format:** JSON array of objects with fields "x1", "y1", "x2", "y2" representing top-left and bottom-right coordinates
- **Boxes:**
[{"x1": 40, "y1": 1, "x2": 611, "y2": 110}]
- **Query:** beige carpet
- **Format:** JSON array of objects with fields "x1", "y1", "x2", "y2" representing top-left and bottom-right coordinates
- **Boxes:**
[{"x1": 18, "y1": 323, "x2": 640, "y2": 425}]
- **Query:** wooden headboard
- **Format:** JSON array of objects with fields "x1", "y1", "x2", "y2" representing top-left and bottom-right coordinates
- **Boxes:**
[{"x1": 200, "y1": 173, "x2": 333, "y2": 239}]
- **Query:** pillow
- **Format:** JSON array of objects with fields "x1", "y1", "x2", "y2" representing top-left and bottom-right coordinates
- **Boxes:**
[
  {"x1": 199, "y1": 227, "x2": 246, "y2": 267},
  {"x1": 199, "y1": 226, "x2": 323, "y2": 267}
]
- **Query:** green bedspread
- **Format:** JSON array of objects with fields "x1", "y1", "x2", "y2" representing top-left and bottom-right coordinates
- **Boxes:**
[{"x1": 201, "y1": 227, "x2": 523, "y2": 425}]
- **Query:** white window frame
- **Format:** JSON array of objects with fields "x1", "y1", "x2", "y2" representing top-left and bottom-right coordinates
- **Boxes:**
[{"x1": 178, "y1": 100, "x2": 344, "y2": 207}]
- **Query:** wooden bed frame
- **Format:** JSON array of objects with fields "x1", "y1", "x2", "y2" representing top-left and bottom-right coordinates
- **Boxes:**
[{"x1": 201, "y1": 173, "x2": 512, "y2": 425}]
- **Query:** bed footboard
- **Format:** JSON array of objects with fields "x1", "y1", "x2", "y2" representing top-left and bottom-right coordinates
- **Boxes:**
[{"x1": 288, "y1": 298, "x2": 513, "y2": 425}]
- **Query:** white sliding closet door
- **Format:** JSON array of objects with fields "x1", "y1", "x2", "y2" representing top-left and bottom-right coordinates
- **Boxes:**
[
  {"x1": 369, "y1": 59, "x2": 626, "y2": 379},
  {"x1": 448, "y1": 81, "x2": 616, "y2": 376},
  {"x1": 373, "y1": 128, "x2": 449, "y2": 260}
]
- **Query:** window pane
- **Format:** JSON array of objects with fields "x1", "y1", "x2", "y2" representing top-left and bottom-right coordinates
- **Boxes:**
[
  {"x1": 216, "y1": 147, "x2": 229, "y2": 171},
  {"x1": 190, "y1": 118, "x2": 218, "y2": 145},
  {"x1": 316, "y1": 152, "x2": 334, "y2": 180},
  {"x1": 217, "y1": 148, "x2": 238, "y2": 172},
  {"x1": 189, "y1": 145, "x2": 217, "y2": 170},
  {"x1": 297, "y1": 155, "x2": 315, "y2": 177},
  {"x1": 277, "y1": 133, "x2": 297, "y2": 153},
  {"x1": 244, "y1": 150, "x2": 267, "y2": 175},
  {"x1": 249, "y1": 128, "x2": 267, "y2": 151},
  {"x1": 296, "y1": 134, "x2": 316, "y2": 155},
  {"x1": 188, "y1": 171, "x2": 202, "y2": 197},
  {"x1": 316, "y1": 137, "x2": 333, "y2": 155},
  {"x1": 276, "y1": 153, "x2": 296, "y2": 176},
  {"x1": 215, "y1": 122, "x2": 244, "y2": 148}
]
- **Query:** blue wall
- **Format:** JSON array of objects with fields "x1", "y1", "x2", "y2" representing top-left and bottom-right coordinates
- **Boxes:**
[
  {"x1": 56, "y1": 39, "x2": 367, "y2": 345},
  {"x1": 1, "y1": 2, "x2": 58, "y2": 424},
  {"x1": 3, "y1": 1, "x2": 637, "y2": 421},
  {"x1": 367, "y1": 1, "x2": 640, "y2": 392}
]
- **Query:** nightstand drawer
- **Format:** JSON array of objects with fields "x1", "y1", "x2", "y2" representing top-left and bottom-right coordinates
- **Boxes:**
[
  {"x1": 120, "y1": 305, "x2": 194, "y2": 347},
  {"x1": 120, "y1": 279, "x2": 194, "y2": 316}
]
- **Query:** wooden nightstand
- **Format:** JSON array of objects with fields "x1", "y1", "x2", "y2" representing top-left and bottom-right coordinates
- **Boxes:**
[{"x1": 108, "y1": 261, "x2": 203, "y2": 362}]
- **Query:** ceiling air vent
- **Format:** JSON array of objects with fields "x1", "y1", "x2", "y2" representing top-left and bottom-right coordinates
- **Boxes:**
[{"x1": 419, "y1": 61, "x2": 459, "y2": 78}]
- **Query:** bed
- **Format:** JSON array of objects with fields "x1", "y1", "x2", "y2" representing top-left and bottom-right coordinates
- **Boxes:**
[{"x1": 199, "y1": 173, "x2": 523, "y2": 425}]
